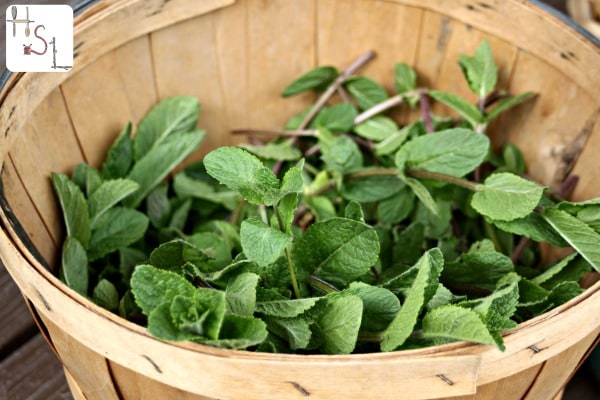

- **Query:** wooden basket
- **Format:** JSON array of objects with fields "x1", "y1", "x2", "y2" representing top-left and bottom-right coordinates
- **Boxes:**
[{"x1": 0, "y1": 0, "x2": 599, "y2": 399}]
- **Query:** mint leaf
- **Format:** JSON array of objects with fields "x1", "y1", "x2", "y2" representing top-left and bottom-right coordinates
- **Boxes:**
[
  {"x1": 256, "y1": 297, "x2": 319, "y2": 318},
  {"x1": 491, "y1": 212, "x2": 568, "y2": 247},
  {"x1": 281, "y1": 66, "x2": 338, "y2": 97},
  {"x1": 203, "y1": 315, "x2": 267, "y2": 349},
  {"x1": 428, "y1": 90, "x2": 481, "y2": 128},
  {"x1": 471, "y1": 173, "x2": 544, "y2": 221},
  {"x1": 458, "y1": 40, "x2": 497, "y2": 99},
  {"x1": 315, "y1": 294, "x2": 363, "y2": 354},
  {"x1": 204, "y1": 147, "x2": 280, "y2": 206},
  {"x1": 61, "y1": 236, "x2": 88, "y2": 296},
  {"x1": 377, "y1": 187, "x2": 415, "y2": 224},
  {"x1": 187, "y1": 232, "x2": 232, "y2": 272},
  {"x1": 147, "y1": 238, "x2": 209, "y2": 272},
  {"x1": 422, "y1": 305, "x2": 497, "y2": 347},
  {"x1": 531, "y1": 252, "x2": 578, "y2": 285},
  {"x1": 321, "y1": 135, "x2": 363, "y2": 174},
  {"x1": 88, "y1": 207, "x2": 149, "y2": 261},
  {"x1": 88, "y1": 178, "x2": 139, "y2": 227},
  {"x1": 542, "y1": 208, "x2": 600, "y2": 272},
  {"x1": 374, "y1": 124, "x2": 411, "y2": 155},
  {"x1": 442, "y1": 243, "x2": 514, "y2": 289},
  {"x1": 73, "y1": 163, "x2": 102, "y2": 197},
  {"x1": 52, "y1": 172, "x2": 90, "y2": 248},
  {"x1": 343, "y1": 282, "x2": 400, "y2": 332},
  {"x1": 292, "y1": 217, "x2": 380, "y2": 287},
  {"x1": 486, "y1": 92, "x2": 535, "y2": 121},
  {"x1": 264, "y1": 317, "x2": 312, "y2": 350},
  {"x1": 395, "y1": 63, "x2": 417, "y2": 94},
  {"x1": 315, "y1": 103, "x2": 357, "y2": 132},
  {"x1": 398, "y1": 128, "x2": 489, "y2": 177},
  {"x1": 402, "y1": 176, "x2": 438, "y2": 216},
  {"x1": 280, "y1": 160, "x2": 305, "y2": 195},
  {"x1": 102, "y1": 122, "x2": 133, "y2": 179},
  {"x1": 172, "y1": 290, "x2": 226, "y2": 340},
  {"x1": 92, "y1": 279, "x2": 119, "y2": 311},
  {"x1": 345, "y1": 77, "x2": 389, "y2": 110},
  {"x1": 240, "y1": 140, "x2": 302, "y2": 161},
  {"x1": 173, "y1": 173, "x2": 240, "y2": 210},
  {"x1": 133, "y1": 96, "x2": 199, "y2": 161},
  {"x1": 381, "y1": 249, "x2": 444, "y2": 351},
  {"x1": 226, "y1": 272, "x2": 259, "y2": 316},
  {"x1": 342, "y1": 173, "x2": 404, "y2": 203},
  {"x1": 131, "y1": 264, "x2": 196, "y2": 316},
  {"x1": 354, "y1": 115, "x2": 398, "y2": 141},
  {"x1": 146, "y1": 184, "x2": 170, "y2": 228},
  {"x1": 240, "y1": 218, "x2": 292, "y2": 267},
  {"x1": 126, "y1": 130, "x2": 205, "y2": 207}
]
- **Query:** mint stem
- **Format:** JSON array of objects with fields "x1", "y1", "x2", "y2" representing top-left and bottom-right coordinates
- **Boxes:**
[
  {"x1": 231, "y1": 129, "x2": 317, "y2": 137},
  {"x1": 309, "y1": 275, "x2": 339, "y2": 294},
  {"x1": 420, "y1": 91, "x2": 434, "y2": 133},
  {"x1": 273, "y1": 204, "x2": 301, "y2": 299}
]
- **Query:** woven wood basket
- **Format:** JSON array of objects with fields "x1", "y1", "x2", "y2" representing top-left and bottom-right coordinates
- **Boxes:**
[{"x1": 0, "y1": 0, "x2": 599, "y2": 399}]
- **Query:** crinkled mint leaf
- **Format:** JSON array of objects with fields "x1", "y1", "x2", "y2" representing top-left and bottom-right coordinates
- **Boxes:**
[
  {"x1": 147, "y1": 238, "x2": 210, "y2": 273},
  {"x1": 280, "y1": 160, "x2": 305, "y2": 195},
  {"x1": 398, "y1": 128, "x2": 490, "y2": 177},
  {"x1": 204, "y1": 147, "x2": 280, "y2": 206},
  {"x1": 292, "y1": 217, "x2": 380, "y2": 287},
  {"x1": 314, "y1": 103, "x2": 358, "y2": 133},
  {"x1": 458, "y1": 40, "x2": 497, "y2": 99},
  {"x1": 52, "y1": 172, "x2": 90, "y2": 248},
  {"x1": 240, "y1": 217, "x2": 292, "y2": 267},
  {"x1": 344, "y1": 76, "x2": 389, "y2": 110},
  {"x1": 422, "y1": 305, "x2": 497, "y2": 347},
  {"x1": 281, "y1": 66, "x2": 338, "y2": 97},
  {"x1": 131, "y1": 264, "x2": 196, "y2": 316},
  {"x1": 471, "y1": 173, "x2": 544, "y2": 221},
  {"x1": 226, "y1": 272, "x2": 259, "y2": 316},
  {"x1": 187, "y1": 232, "x2": 232, "y2": 272},
  {"x1": 133, "y1": 96, "x2": 200, "y2": 161},
  {"x1": 381, "y1": 249, "x2": 444, "y2": 351},
  {"x1": 126, "y1": 130, "x2": 206, "y2": 208},
  {"x1": 202, "y1": 315, "x2": 268, "y2": 349},
  {"x1": 392, "y1": 222, "x2": 425, "y2": 266},
  {"x1": 175, "y1": 289, "x2": 227, "y2": 340},
  {"x1": 344, "y1": 201, "x2": 365, "y2": 222},
  {"x1": 61, "y1": 236, "x2": 88, "y2": 296},
  {"x1": 88, "y1": 178, "x2": 139, "y2": 227},
  {"x1": 342, "y1": 282, "x2": 400, "y2": 332},
  {"x1": 542, "y1": 207, "x2": 600, "y2": 272},
  {"x1": 314, "y1": 294, "x2": 363, "y2": 354},
  {"x1": 240, "y1": 140, "x2": 302, "y2": 161},
  {"x1": 354, "y1": 115, "x2": 398, "y2": 142},
  {"x1": 88, "y1": 207, "x2": 148, "y2": 261},
  {"x1": 102, "y1": 122, "x2": 133, "y2": 179}
]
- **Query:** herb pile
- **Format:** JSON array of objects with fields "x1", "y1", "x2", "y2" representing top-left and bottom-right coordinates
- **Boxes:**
[{"x1": 52, "y1": 41, "x2": 600, "y2": 354}]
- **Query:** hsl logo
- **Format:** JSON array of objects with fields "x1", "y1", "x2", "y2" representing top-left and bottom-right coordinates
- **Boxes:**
[{"x1": 6, "y1": 4, "x2": 73, "y2": 72}]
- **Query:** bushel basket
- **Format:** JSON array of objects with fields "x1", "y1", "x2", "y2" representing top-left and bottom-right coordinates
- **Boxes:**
[{"x1": 0, "y1": 0, "x2": 599, "y2": 399}]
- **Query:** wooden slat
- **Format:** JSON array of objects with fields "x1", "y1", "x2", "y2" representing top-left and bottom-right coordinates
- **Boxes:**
[
  {"x1": 1, "y1": 158, "x2": 59, "y2": 267},
  {"x1": 570, "y1": 114, "x2": 600, "y2": 201},
  {"x1": 0, "y1": 262, "x2": 35, "y2": 357},
  {"x1": 0, "y1": 334, "x2": 71, "y2": 400}
]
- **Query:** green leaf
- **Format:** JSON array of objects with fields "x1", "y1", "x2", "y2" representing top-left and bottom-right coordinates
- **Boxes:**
[
  {"x1": 186, "y1": 232, "x2": 232, "y2": 272},
  {"x1": 314, "y1": 103, "x2": 358, "y2": 132},
  {"x1": 146, "y1": 302, "x2": 190, "y2": 341},
  {"x1": 342, "y1": 173, "x2": 405, "y2": 203},
  {"x1": 398, "y1": 128, "x2": 490, "y2": 177},
  {"x1": 343, "y1": 282, "x2": 400, "y2": 332},
  {"x1": 428, "y1": 90, "x2": 482, "y2": 128},
  {"x1": 131, "y1": 264, "x2": 196, "y2": 316},
  {"x1": 88, "y1": 207, "x2": 149, "y2": 261},
  {"x1": 395, "y1": 63, "x2": 417, "y2": 94},
  {"x1": 126, "y1": 130, "x2": 206, "y2": 208},
  {"x1": 315, "y1": 294, "x2": 363, "y2": 354},
  {"x1": 226, "y1": 272, "x2": 259, "y2": 316},
  {"x1": 321, "y1": 135, "x2": 363, "y2": 174},
  {"x1": 264, "y1": 317, "x2": 312, "y2": 350},
  {"x1": 345, "y1": 77, "x2": 389, "y2": 110},
  {"x1": 542, "y1": 208, "x2": 600, "y2": 272},
  {"x1": 88, "y1": 179, "x2": 139, "y2": 227},
  {"x1": 422, "y1": 305, "x2": 497, "y2": 347},
  {"x1": 203, "y1": 315, "x2": 267, "y2": 349},
  {"x1": 173, "y1": 173, "x2": 240, "y2": 211},
  {"x1": 354, "y1": 115, "x2": 399, "y2": 142},
  {"x1": 381, "y1": 249, "x2": 444, "y2": 351},
  {"x1": 240, "y1": 217, "x2": 292, "y2": 267},
  {"x1": 172, "y1": 289, "x2": 226, "y2": 340},
  {"x1": 147, "y1": 238, "x2": 209, "y2": 272},
  {"x1": 471, "y1": 173, "x2": 544, "y2": 221},
  {"x1": 377, "y1": 187, "x2": 415, "y2": 224},
  {"x1": 374, "y1": 125, "x2": 411, "y2": 156},
  {"x1": 531, "y1": 253, "x2": 578, "y2": 285},
  {"x1": 92, "y1": 279, "x2": 119, "y2": 311},
  {"x1": 73, "y1": 163, "x2": 103, "y2": 197},
  {"x1": 486, "y1": 92, "x2": 535, "y2": 121},
  {"x1": 280, "y1": 160, "x2": 305, "y2": 195},
  {"x1": 240, "y1": 140, "x2": 302, "y2": 161},
  {"x1": 442, "y1": 243, "x2": 514, "y2": 289},
  {"x1": 51, "y1": 173, "x2": 90, "y2": 248},
  {"x1": 344, "y1": 201, "x2": 364, "y2": 222},
  {"x1": 146, "y1": 185, "x2": 171, "y2": 228},
  {"x1": 392, "y1": 222, "x2": 425, "y2": 266},
  {"x1": 277, "y1": 193, "x2": 299, "y2": 234},
  {"x1": 133, "y1": 96, "x2": 200, "y2": 161},
  {"x1": 491, "y1": 212, "x2": 568, "y2": 247},
  {"x1": 537, "y1": 256, "x2": 592, "y2": 289},
  {"x1": 102, "y1": 122, "x2": 133, "y2": 179},
  {"x1": 256, "y1": 297, "x2": 319, "y2": 318},
  {"x1": 292, "y1": 218, "x2": 380, "y2": 287},
  {"x1": 458, "y1": 40, "x2": 498, "y2": 99},
  {"x1": 61, "y1": 236, "x2": 88, "y2": 296},
  {"x1": 281, "y1": 66, "x2": 338, "y2": 97},
  {"x1": 204, "y1": 147, "x2": 280, "y2": 206},
  {"x1": 402, "y1": 176, "x2": 438, "y2": 216}
]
